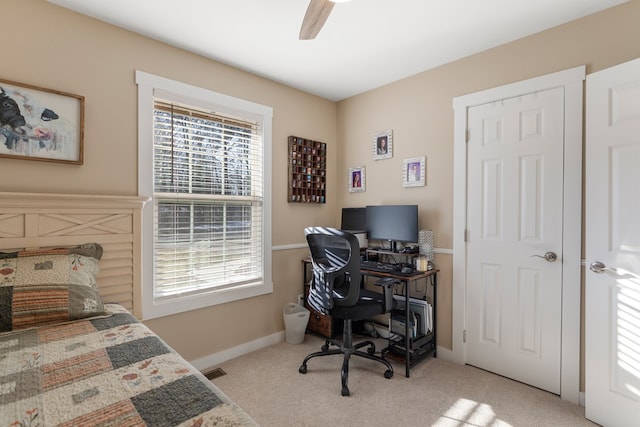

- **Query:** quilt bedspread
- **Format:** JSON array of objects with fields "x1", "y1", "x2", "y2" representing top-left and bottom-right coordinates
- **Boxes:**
[{"x1": 0, "y1": 304, "x2": 257, "y2": 426}]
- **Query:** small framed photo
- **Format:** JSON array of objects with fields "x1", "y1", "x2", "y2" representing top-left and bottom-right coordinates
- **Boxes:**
[
  {"x1": 348, "y1": 167, "x2": 365, "y2": 192},
  {"x1": 403, "y1": 156, "x2": 426, "y2": 187},
  {"x1": 373, "y1": 129, "x2": 392, "y2": 160},
  {"x1": 0, "y1": 78, "x2": 84, "y2": 164}
]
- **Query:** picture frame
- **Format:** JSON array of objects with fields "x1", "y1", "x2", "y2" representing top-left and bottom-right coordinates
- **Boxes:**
[
  {"x1": 348, "y1": 166, "x2": 366, "y2": 192},
  {"x1": 0, "y1": 78, "x2": 84, "y2": 164},
  {"x1": 403, "y1": 156, "x2": 426, "y2": 187},
  {"x1": 372, "y1": 129, "x2": 392, "y2": 160}
]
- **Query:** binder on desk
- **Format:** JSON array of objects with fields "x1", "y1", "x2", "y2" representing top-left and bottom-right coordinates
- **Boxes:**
[
  {"x1": 393, "y1": 295, "x2": 432, "y2": 335},
  {"x1": 390, "y1": 310, "x2": 417, "y2": 338}
]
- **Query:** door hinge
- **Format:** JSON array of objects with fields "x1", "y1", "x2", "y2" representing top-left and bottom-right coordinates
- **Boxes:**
[
  {"x1": 464, "y1": 229, "x2": 468, "y2": 242},
  {"x1": 463, "y1": 330, "x2": 467, "y2": 343},
  {"x1": 465, "y1": 129, "x2": 470, "y2": 143}
]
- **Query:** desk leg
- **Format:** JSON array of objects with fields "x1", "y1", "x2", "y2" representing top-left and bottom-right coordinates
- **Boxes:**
[
  {"x1": 432, "y1": 273, "x2": 437, "y2": 358},
  {"x1": 404, "y1": 281, "x2": 411, "y2": 378},
  {"x1": 303, "y1": 262, "x2": 309, "y2": 287}
]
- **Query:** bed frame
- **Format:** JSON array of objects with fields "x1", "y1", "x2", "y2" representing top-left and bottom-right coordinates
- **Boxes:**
[{"x1": 0, "y1": 192, "x2": 148, "y2": 318}]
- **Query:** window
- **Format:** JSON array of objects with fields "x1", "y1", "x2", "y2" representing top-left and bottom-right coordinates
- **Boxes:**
[{"x1": 136, "y1": 71, "x2": 272, "y2": 319}]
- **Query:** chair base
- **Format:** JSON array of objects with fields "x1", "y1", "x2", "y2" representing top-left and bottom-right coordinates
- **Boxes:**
[{"x1": 298, "y1": 319, "x2": 394, "y2": 396}]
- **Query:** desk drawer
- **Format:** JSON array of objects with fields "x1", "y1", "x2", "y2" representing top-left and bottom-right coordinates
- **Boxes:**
[
  {"x1": 307, "y1": 308, "x2": 332, "y2": 337},
  {"x1": 304, "y1": 285, "x2": 333, "y2": 338}
]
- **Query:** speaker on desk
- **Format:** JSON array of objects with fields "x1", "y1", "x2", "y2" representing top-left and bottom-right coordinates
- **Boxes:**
[
  {"x1": 416, "y1": 230, "x2": 434, "y2": 272},
  {"x1": 418, "y1": 230, "x2": 434, "y2": 261}
]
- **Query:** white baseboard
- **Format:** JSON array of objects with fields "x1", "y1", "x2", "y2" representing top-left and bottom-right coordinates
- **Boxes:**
[
  {"x1": 190, "y1": 331, "x2": 285, "y2": 372},
  {"x1": 435, "y1": 346, "x2": 457, "y2": 363}
]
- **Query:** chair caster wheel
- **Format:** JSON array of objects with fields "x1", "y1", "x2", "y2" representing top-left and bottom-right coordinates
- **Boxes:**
[
  {"x1": 341, "y1": 386, "x2": 350, "y2": 396},
  {"x1": 299, "y1": 365, "x2": 307, "y2": 374},
  {"x1": 384, "y1": 370, "x2": 393, "y2": 379},
  {"x1": 367, "y1": 346, "x2": 375, "y2": 355},
  {"x1": 321, "y1": 343, "x2": 329, "y2": 352}
]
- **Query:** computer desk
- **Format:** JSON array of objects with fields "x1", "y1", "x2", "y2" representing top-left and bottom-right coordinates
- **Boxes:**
[
  {"x1": 361, "y1": 267, "x2": 438, "y2": 378},
  {"x1": 302, "y1": 258, "x2": 438, "y2": 378}
]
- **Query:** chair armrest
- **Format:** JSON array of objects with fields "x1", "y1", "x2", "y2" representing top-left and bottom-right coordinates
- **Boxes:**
[{"x1": 373, "y1": 277, "x2": 398, "y2": 312}]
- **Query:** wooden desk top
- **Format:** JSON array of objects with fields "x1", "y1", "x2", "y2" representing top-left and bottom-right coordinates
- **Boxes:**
[
  {"x1": 361, "y1": 268, "x2": 438, "y2": 281},
  {"x1": 302, "y1": 257, "x2": 438, "y2": 281}
]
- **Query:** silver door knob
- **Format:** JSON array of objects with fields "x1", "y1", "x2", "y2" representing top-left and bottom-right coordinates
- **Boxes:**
[
  {"x1": 531, "y1": 251, "x2": 557, "y2": 262},
  {"x1": 589, "y1": 261, "x2": 615, "y2": 274}
]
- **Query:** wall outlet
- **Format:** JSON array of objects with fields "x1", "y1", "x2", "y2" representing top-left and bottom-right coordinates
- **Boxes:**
[{"x1": 297, "y1": 294, "x2": 304, "y2": 306}]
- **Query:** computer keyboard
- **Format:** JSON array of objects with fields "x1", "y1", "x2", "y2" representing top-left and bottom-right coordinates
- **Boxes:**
[
  {"x1": 360, "y1": 260, "x2": 400, "y2": 273},
  {"x1": 360, "y1": 259, "x2": 420, "y2": 276}
]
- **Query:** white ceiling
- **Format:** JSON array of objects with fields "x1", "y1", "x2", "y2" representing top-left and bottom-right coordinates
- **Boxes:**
[{"x1": 48, "y1": 0, "x2": 627, "y2": 101}]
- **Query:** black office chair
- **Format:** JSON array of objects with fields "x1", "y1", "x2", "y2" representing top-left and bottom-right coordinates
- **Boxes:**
[{"x1": 299, "y1": 227, "x2": 395, "y2": 396}]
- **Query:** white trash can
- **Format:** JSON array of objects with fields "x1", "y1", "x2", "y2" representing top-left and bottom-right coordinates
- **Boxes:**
[{"x1": 283, "y1": 303, "x2": 310, "y2": 344}]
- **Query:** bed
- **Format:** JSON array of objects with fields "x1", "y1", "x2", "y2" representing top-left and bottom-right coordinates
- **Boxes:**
[{"x1": 0, "y1": 192, "x2": 257, "y2": 426}]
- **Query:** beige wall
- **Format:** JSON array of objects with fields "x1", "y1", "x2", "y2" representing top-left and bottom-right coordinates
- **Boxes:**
[
  {"x1": 337, "y1": 0, "x2": 640, "y2": 389},
  {"x1": 2, "y1": 0, "x2": 336, "y2": 360},
  {"x1": 3, "y1": 0, "x2": 640, "y2": 378}
]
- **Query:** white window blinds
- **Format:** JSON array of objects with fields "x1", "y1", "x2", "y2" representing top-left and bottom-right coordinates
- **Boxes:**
[{"x1": 152, "y1": 99, "x2": 264, "y2": 301}]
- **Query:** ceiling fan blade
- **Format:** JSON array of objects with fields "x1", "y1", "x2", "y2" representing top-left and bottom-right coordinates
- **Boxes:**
[{"x1": 299, "y1": 0, "x2": 335, "y2": 40}]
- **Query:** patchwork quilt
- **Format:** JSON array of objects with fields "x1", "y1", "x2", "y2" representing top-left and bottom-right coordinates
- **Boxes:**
[{"x1": 0, "y1": 304, "x2": 257, "y2": 426}]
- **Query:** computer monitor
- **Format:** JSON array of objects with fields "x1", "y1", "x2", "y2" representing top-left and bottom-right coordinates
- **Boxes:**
[
  {"x1": 341, "y1": 207, "x2": 367, "y2": 232},
  {"x1": 366, "y1": 205, "x2": 418, "y2": 252}
]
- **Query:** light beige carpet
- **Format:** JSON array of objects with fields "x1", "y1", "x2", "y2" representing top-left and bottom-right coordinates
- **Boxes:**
[{"x1": 212, "y1": 334, "x2": 597, "y2": 427}]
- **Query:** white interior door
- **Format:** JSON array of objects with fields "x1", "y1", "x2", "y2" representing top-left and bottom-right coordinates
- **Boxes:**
[
  {"x1": 453, "y1": 66, "x2": 584, "y2": 403},
  {"x1": 465, "y1": 87, "x2": 565, "y2": 393},
  {"x1": 585, "y1": 57, "x2": 640, "y2": 427}
]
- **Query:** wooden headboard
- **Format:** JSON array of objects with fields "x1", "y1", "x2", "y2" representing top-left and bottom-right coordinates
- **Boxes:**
[{"x1": 0, "y1": 192, "x2": 149, "y2": 318}]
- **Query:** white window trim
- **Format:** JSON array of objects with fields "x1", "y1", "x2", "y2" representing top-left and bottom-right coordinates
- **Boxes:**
[{"x1": 136, "y1": 70, "x2": 273, "y2": 320}]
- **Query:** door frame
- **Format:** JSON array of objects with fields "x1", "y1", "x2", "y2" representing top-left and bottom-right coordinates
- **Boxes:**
[{"x1": 451, "y1": 66, "x2": 585, "y2": 404}]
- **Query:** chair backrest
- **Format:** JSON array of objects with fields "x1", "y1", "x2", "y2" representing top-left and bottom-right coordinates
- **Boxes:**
[{"x1": 304, "y1": 227, "x2": 361, "y2": 313}]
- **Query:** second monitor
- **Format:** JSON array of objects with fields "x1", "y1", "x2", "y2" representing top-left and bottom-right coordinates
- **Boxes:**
[
  {"x1": 341, "y1": 207, "x2": 367, "y2": 232},
  {"x1": 341, "y1": 207, "x2": 368, "y2": 248}
]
